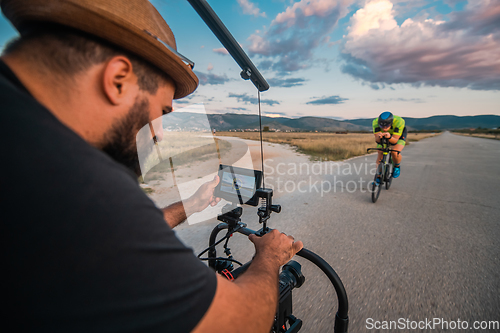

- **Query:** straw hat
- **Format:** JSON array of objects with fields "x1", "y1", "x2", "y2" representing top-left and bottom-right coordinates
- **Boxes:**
[{"x1": 0, "y1": 0, "x2": 198, "y2": 99}]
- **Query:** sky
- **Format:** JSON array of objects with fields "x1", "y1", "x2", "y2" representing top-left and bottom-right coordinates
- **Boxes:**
[{"x1": 0, "y1": 0, "x2": 499, "y2": 119}]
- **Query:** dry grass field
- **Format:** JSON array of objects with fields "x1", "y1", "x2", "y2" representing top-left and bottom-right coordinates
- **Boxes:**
[
  {"x1": 216, "y1": 132, "x2": 440, "y2": 161},
  {"x1": 454, "y1": 133, "x2": 500, "y2": 140}
]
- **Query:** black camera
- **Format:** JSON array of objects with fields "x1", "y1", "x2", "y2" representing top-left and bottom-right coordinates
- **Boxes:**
[{"x1": 275, "y1": 261, "x2": 305, "y2": 333}]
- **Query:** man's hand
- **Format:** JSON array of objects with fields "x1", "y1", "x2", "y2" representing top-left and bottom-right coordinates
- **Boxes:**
[
  {"x1": 249, "y1": 229, "x2": 303, "y2": 266},
  {"x1": 192, "y1": 229, "x2": 303, "y2": 333},
  {"x1": 185, "y1": 175, "x2": 221, "y2": 216},
  {"x1": 382, "y1": 132, "x2": 391, "y2": 138}
]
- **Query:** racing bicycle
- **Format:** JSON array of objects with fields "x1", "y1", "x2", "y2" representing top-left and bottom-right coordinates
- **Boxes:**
[{"x1": 367, "y1": 137, "x2": 400, "y2": 203}]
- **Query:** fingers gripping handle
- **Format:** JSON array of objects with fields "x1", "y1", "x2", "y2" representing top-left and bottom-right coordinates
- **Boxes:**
[{"x1": 208, "y1": 224, "x2": 349, "y2": 332}]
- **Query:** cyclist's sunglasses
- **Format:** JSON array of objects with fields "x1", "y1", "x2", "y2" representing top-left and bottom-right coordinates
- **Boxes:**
[{"x1": 144, "y1": 30, "x2": 195, "y2": 69}]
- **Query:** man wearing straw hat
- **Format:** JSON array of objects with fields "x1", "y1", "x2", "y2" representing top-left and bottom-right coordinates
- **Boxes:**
[{"x1": 0, "y1": 0, "x2": 302, "y2": 332}]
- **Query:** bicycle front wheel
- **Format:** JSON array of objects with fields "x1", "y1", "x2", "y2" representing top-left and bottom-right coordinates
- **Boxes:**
[
  {"x1": 385, "y1": 162, "x2": 393, "y2": 190},
  {"x1": 371, "y1": 164, "x2": 383, "y2": 203}
]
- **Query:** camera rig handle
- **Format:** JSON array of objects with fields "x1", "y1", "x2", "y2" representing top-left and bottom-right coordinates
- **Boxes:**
[{"x1": 206, "y1": 221, "x2": 349, "y2": 333}]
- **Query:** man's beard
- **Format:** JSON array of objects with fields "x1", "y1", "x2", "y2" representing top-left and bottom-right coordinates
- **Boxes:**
[{"x1": 101, "y1": 97, "x2": 151, "y2": 177}]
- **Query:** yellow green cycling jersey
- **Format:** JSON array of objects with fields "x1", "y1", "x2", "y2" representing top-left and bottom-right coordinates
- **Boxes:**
[
  {"x1": 372, "y1": 115, "x2": 405, "y2": 136},
  {"x1": 373, "y1": 115, "x2": 406, "y2": 146}
]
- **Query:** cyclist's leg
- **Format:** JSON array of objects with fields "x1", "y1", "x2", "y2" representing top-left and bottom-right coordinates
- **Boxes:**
[
  {"x1": 391, "y1": 127, "x2": 406, "y2": 178},
  {"x1": 391, "y1": 143, "x2": 404, "y2": 165},
  {"x1": 391, "y1": 142, "x2": 405, "y2": 178},
  {"x1": 391, "y1": 126, "x2": 407, "y2": 164},
  {"x1": 376, "y1": 140, "x2": 383, "y2": 165},
  {"x1": 376, "y1": 150, "x2": 383, "y2": 165},
  {"x1": 375, "y1": 149, "x2": 384, "y2": 184}
]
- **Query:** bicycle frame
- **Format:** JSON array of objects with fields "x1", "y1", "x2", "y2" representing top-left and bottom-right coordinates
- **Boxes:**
[
  {"x1": 367, "y1": 137, "x2": 401, "y2": 202},
  {"x1": 368, "y1": 137, "x2": 401, "y2": 174}
]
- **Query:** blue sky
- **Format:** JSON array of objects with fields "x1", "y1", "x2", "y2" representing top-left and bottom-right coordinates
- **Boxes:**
[{"x1": 1, "y1": 0, "x2": 499, "y2": 119}]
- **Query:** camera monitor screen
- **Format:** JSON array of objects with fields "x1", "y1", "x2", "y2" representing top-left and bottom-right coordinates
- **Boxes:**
[{"x1": 215, "y1": 165, "x2": 262, "y2": 206}]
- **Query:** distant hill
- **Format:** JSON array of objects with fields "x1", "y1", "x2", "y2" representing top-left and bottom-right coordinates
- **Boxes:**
[
  {"x1": 165, "y1": 113, "x2": 500, "y2": 132},
  {"x1": 347, "y1": 115, "x2": 500, "y2": 131}
]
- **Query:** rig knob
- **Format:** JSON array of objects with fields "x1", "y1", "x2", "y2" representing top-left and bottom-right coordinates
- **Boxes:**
[{"x1": 271, "y1": 205, "x2": 281, "y2": 213}]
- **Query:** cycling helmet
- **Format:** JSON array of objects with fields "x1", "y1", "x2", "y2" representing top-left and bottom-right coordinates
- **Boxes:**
[{"x1": 378, "y1": 111, "x2": 393, "y2": 127}]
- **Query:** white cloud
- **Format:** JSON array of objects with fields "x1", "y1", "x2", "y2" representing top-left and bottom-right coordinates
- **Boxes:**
[
  {"x1": 341, "y1": 0, "x2": 500, "y2": 90},
  {"x1": 228, "y1": 92, "x2": 280, "y2": 106},
  {"x1": 237, "y1": 0, "x2": 266, "y2": 17},
  {"x1": 248, "y1": 0, "x2": 353, "y2": 73},
  {"x1": 213, "y1": 47, "x2": 229, "y2": 55},
  {"x1": 348, "y1": 0, "x2": 397, "y2": 37},
  {"x1": 194, "y1": 71, "x2": 231, "y2": 85},
  {"x1": 275, "y1": 0, "x2": 351, "y2": 24}
]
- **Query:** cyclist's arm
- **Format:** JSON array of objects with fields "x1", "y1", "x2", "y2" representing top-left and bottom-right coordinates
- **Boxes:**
[
  {"x1": 192, "y1": 231, "x2": 303, "y2": 333},
  {"x1": 387, "y1": 134, "x2": 400, "y2": 145},
  {"x1": 389, "y1": 117, "x2": 405, "y2": 144},
  {"x1": 373, "y1": 119, "x2": 382, "y2": 143}
]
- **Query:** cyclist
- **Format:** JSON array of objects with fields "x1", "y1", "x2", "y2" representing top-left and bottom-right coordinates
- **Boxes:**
[
  {"x1": 1, "y1": 1, "x2": 302, "y2": 332},
  {"x1": 373, "y1": 111, "x2": 407, "y2": 181}
]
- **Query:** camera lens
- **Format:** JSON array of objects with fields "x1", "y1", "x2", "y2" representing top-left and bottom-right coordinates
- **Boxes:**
[{"x1": 278, "y1": 261, "x2": 305, "y2": 299}]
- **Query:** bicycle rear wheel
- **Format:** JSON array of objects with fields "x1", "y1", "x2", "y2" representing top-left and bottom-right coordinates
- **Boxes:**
[{"x1": 371, "y1": 164, "x2": 383, "y2": 203}]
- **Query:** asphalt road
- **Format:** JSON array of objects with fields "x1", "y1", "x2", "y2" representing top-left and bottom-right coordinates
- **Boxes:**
[{"x1": 176, "y1": 132, "x2": 500, "y2": 333}]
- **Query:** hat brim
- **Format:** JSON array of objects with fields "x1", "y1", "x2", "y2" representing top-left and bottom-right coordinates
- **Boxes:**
[{"x1": 2, "y1": 0, "x2": 198, "y2": 99}]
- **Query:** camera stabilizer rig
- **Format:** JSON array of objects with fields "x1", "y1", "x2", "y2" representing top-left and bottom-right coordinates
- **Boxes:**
[
  {"x1": 197, "y1": 187, "x2": 349, "y2": 333},
  {"x1": 188, "y1": 1, "x2": 349, "y2": 332}
]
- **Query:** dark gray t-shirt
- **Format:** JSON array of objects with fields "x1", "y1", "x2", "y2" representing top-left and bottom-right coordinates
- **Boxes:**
[{"x1": 0, "y1": 60, "x2": 216, "y2": 332}]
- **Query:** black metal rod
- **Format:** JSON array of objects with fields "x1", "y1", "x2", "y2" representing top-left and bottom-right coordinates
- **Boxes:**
[
  {"x1": 207, "y1": 223, "x2": 230, "y2": 269},
  {"x1": 296, "y1": 249, "x2": 349, "y2": 320},
  {"x1": 187, "y1": 0, "x2": 269, "y2": 92},
  {"x1": 258, "y1": 91, "x2": 265, "y2": 188}
]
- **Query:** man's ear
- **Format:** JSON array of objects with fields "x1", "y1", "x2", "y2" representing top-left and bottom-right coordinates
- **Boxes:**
[{"x1": 102, "y1": 56, "x2": 138, "y2": 106}]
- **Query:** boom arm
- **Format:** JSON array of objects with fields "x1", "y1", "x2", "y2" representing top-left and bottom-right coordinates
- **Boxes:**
[{"x1": 187, "y1": 0, "x2": 270, "y2": 92}]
